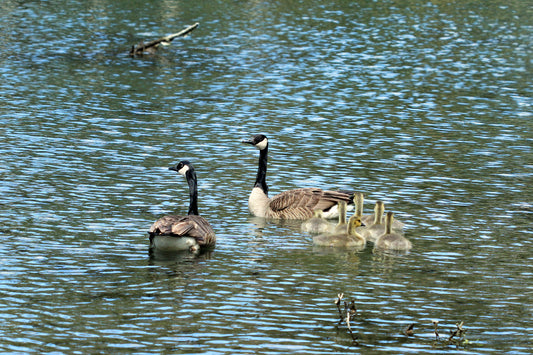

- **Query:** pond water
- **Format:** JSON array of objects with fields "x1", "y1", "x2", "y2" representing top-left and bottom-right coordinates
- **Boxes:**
[{"x1": 0, "y1": 0, "x2": 532, "y2": 353}]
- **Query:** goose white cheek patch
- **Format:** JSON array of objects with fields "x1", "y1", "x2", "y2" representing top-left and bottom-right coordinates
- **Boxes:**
[
  {"x1": 178, "y1": 165, "x2": 190, "y2": 176},
  {"x1": 255, "y1": 138, "x2": 268, "y2": 150}
]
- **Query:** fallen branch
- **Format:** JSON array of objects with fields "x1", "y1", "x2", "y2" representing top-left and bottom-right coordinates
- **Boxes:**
[{"x1": 129, "y1": 22, "x2": 199, "y2": 56}]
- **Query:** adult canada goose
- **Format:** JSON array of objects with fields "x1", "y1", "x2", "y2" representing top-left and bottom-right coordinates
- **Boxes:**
[
  {"x1": 374, "y1": 212, "x2": 412, "y2": 251},
  {"x1": 312, "y1": 214, "x2": 366, "y2": 249},
  {"x1": 242, "y1": 134, "x2": 354, "y2": 220},
  {"x1": 149, "y1": 161, "x2": 216, "y2": 252},
  {"x1": 301, "y1": 209, "x2": 334, "y2": 234}
]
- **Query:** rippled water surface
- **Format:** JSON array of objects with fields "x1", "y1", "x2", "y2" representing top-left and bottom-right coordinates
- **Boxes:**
[{"x1": 1, "y1": 0, "x2": 532, "y2": 353}]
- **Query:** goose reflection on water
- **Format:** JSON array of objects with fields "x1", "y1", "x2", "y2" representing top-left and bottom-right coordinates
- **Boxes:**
[{"x1": 149, "y1": 247, "x2": 214, "y2": 267}]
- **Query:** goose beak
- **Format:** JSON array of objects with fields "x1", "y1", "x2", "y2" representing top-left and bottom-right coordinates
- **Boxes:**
[
  {"x1": 242, "y1": 138, "x2": 254, "y2": 145},
  {"x1": 169, "y1": 166, "x2": 178, "y2": 171},
  {"x1": 360, "y1": 222, "x2": 366, "y2": 227}
]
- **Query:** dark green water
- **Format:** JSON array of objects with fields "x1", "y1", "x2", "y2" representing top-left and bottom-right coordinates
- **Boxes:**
[{"x1": 0, "y1": 0, "x2": 531, "y2": 353}]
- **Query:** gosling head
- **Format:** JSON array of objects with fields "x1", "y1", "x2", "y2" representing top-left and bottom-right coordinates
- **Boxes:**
[
  {"x1": 353, "y1": 192, "x2": 364, "y2": 203},
  {"x1": 242, "y1": 134, "x2": 268, "y2": 150},
  {"x1": 349, "y1": 215, "x2": 365, "y2": 228},
  {"x1": 313, "y1": 209, "x2": 324, "y2": 218},
  {"x1": 169, "y1": 160, "x2": 192, "y2": 176}
]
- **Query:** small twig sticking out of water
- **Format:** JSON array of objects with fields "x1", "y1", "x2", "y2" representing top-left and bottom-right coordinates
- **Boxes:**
[
  {"x1": 345, "y1": 309, "x2": 359, "y2": 344},
  {"x1": 432, "y1": 320, "x2": 440, "y2": 341},
  {"x1": 334, "y1": 293, "x2": 359, "y2": 344},
  {"x1": 403, "y1": 323, "x2": 415, "y2": 336},
  {"x1": 431, "y1": 320, "x2": 470, "y2": 349},
  {"x1": 448, "y1": 321, "x2": 467, "y2": 342},
  {"x1": 348, "y1": 299, "x2": 357, "y2": 317},
  {"x1": 335, "y1": 293, "x2": 344, "y2": 322}
]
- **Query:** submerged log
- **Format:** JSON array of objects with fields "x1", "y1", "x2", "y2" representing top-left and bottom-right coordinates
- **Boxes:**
[{"x1": 129, "y1": 22, "x2": 199, "y2": 56}]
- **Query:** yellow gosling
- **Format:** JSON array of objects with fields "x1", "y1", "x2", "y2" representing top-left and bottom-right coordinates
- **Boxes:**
[
  {"x1": 301, "y1": 209, "x2": 334, "y2": 234},
  {"x1": 312, "y1": 214, "x2": 366, "y2": 249},
  {"x1": 374, "y1": 212, "x2": 412, "y2": 251}
]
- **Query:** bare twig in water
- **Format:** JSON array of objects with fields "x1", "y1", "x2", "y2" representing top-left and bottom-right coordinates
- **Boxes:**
[
  {"x1": 334, "y1": 293, "x2": 359, "y2": 344},
  {"x1": 345, "y1": 310, "x2": 358, "y2": 343},
  {"x1": 348, "y1": 299, "x2": 357, "y2": 317},
  {"x1": 432, "y1": 320, "x2": 440, "y2": 340},
  {"x1": 431, "y1": 320, "x2": 470, "y2": 349},
  {"x1": 335, "y1": 293, "x2": 344, "y2": 322},
  {"x1": 448, "y1": 321, "x2": 467, "y2": 342},
  {"x1": 129, "y1": 22, "x2": 199, "y2": 56},
  {"x1": 403, "y1": 323, "x2": 415, "y2": 336}
]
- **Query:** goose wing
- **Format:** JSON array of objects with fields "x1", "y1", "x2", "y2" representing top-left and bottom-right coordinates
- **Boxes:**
[
  {"x1": 268, "y1": 188, "x2": 352, "y2": 218},
  {"x1": 149, "y1": 215, "x2": 215, "y2": 246}
]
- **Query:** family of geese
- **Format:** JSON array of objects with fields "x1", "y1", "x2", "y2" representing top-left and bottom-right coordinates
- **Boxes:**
[{"x1": 149, "y1": 134, "x2": 412, "y2": 254}]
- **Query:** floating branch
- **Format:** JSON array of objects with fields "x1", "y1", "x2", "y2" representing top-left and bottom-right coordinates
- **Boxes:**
[{"x1": 129, "y1": 22, "x2": 199, "y2": 56}]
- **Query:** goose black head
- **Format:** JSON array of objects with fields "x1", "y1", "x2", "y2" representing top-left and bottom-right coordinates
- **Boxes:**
[
  {"x1": 169, "y1": 160, "x2": 193, "y2": 177},
  {"x1": 242, "y1": 134, "x2": 268, "y2": 150}
]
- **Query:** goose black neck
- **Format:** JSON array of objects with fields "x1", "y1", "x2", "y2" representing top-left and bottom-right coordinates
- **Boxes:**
[
  {"x1": 255, "y1": 145, "x2": 269, "y2": 194},
  {"x1": 185, "y1": 169, "x2": 199, "y2": 215}
]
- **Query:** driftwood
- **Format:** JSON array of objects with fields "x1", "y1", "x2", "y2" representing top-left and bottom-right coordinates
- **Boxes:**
[{"x1": 129, "y1": 22, "x2": 199, "y2": 56}]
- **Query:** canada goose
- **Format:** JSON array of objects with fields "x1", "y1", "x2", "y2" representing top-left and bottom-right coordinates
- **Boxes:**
[
  {"x1": 242, "y1": 134, "x2": 354, "y2": 219},
  {"x1": 361, "y1": 200, "x2": 386, "y2": 243},
  {"x1": 332, "y1": 200, "x2": 348, "y2": 233},
  {"x1": 362, "y1": 200, "x2": 405, "y2": 229},
  {"x1": 353, "y1": 192, "x2": 370, "y2": 233},
  {"x1": 149, "y1": 161, "x2": 216, "y2": 252},
  {"x1": 312, "y1": 214, "x2": 366, "y2": 249},
  {"x1": 353, "y1": 192, "x2": 364, "y2": 218},
  {"x1": 301, "y1": 209, "x2": 334, "y2": 234},
  {"x1": 374, "y1": 212, "x2": 412, "y2": 251}
]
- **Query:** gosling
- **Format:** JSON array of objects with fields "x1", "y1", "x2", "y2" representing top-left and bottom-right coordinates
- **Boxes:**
[
  {"x1": 374, "y1": 212, "x2": 412, "y2": 251},
  {"x1": 312, "y1": 215, "x2": 366, "y2": 249},
  {"x1": 301, "y1": 209, "x2": 334, "y2": 234}
]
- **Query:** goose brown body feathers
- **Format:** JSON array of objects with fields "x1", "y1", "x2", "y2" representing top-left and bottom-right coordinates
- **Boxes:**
[
  {"x1": 149, "y1": 214, "x2": 215, "y2": 245},
  {"x1": 266, "y1": 187, "x2": 352, "y2": 219}
]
